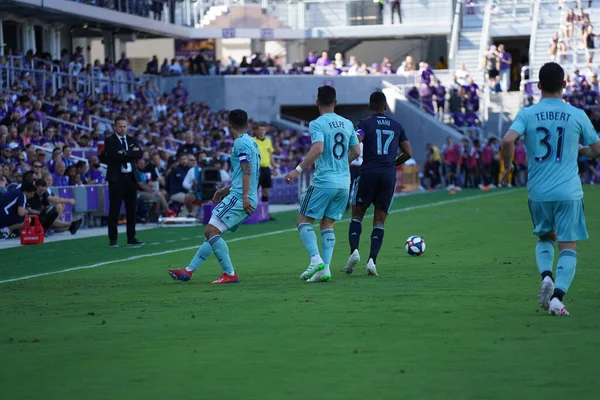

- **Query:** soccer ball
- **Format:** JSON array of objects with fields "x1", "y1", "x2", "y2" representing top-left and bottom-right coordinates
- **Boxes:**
[{"x1": 405, "y1": 236, "x2": 426, "y2": 256}]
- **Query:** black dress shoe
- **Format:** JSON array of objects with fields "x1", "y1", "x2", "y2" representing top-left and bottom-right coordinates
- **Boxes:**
[
  {"x1": 109, "y1": 240, "x2": 119, "y2": 248},
  {"x1": 127, "y1": 239, "x2": 144, "y2": 246}
]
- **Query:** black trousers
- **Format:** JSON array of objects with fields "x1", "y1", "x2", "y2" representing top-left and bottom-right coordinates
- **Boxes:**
[
  {"x1": 391, "y1": 0, "x2": 401, "y2": 23},
  {"x1": 108, "y1": 174, "x2": 137, "y2": 242}
]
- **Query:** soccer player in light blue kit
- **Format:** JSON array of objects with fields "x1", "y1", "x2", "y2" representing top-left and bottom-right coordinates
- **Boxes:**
[
  {"x1": 501, "y1": 62, "x2": 600, "y2": 315},
  {"x1": 168, "y1": 109, "x2": 261, "y2": 284},
  {"x1": 285, "y1": 86, "x2": 361, "y2": 282}
]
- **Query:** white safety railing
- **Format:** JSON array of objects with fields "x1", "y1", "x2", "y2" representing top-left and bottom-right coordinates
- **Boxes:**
[
  {"x1": 529, "y1": 0, "x2": 542, "y2": 74},
  {"x1": 479, "y1": 1, "x2": 492, "y2": 67},
  {"x1": 448, "y1": 0, "x2": 463, "y2": 70}
]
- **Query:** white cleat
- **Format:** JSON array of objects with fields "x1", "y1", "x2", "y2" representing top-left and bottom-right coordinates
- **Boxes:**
[
  {"x1": 307, "y1": 266, "x2": 331, "y2": 283},
  {"x1": 365, "y1": 258, "x2": 378, "y2": 276},
  {"x1": 538, "y1": 276, "x2": 554, "y2": 310},
  {"x1": 344, "y1": 249, "x2": 361, "y2": 275},
  {"x1": 549, "y1": 297, "x2": 569, "y2": 316},
  {"x1": 300, "y1": 260, "x2": 325, "y2": 281}
]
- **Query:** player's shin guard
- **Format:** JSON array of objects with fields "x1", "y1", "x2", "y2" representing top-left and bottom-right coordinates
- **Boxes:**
[
  {"x1": 321, "y1": 229, "x2": 336, "y2": 266},
  {"x1": 298, "y1": 223, "x2": 320, "y2": 259},
  {"x1": 187, "y1": 240, "x2": 213, "y2": 271},
  {"x1": 349, "y1": 218, "x2": 362, "y2": 253},
  {"x1": 209, "y1": 235, "x2": 235, "y2": 275},
  {"x1": 553, "y1": 249, "x2": 577, "y2": 300},
  {"x1": 536, "y1": 239, "x2": 555, "y2": 280},
  {"x1": 369, "y1": 225, "x2": 385, "y2": 263}
]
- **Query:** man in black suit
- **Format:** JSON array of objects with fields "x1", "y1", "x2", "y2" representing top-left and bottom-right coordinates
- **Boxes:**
[{"x1": 105, "y1": 116, "x2": 144, "y2": 247}]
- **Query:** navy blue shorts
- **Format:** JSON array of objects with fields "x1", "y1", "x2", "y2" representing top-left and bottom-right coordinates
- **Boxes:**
[
  {"x1": 351, "y1": 174, "x2": 396, "y2": 213},
  {"x1": 0, "y1": 213, "x2": 24, "y2": 228}
]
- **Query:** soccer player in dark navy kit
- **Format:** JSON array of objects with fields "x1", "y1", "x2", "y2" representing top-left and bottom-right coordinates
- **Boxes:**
[{"x1": 345, "y1": 92, "x2": 413, "y2": 276}]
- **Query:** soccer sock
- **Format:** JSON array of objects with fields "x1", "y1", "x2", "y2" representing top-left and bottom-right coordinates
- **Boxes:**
[
  {"x1": 321, "y1": 229, "x2": 336, "y2": 267},
  {"x1": 348, "y1": 218, "x2": 362, "y2": 253},
  {"x1": 298, "y1": 223, "x2": 321, "y2": 263},
  {"x1": 369, "y1": 225, "x2": 385, "y2": 263},
  {"x1": 553, "y1": 249, "x2": 577, "y2": 300},
  {"x1": 186, "y1": 240, "x2": 213, "y2": 272},
  {"x1": 261, "y1": 195, "x2": 268, "y2": 202},
  {"x1": 535, "y1": 239, "x2": 555, "y2": 280},
  {"x1": 209, "y1": 235, "x2": 235, "y2": 275}
]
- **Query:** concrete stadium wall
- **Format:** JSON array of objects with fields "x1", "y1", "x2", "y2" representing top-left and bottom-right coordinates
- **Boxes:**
[
  {"x1": 383, "y1": 87, "x2": 463, "y2": 166},
  {"x1": 154, "y1": 75, "x2": 416, "y2": 121}
]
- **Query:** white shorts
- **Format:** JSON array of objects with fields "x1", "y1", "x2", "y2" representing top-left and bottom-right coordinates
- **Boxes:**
[{"x1": 208, "y1": 215, "x2": 229, "y2": 234}]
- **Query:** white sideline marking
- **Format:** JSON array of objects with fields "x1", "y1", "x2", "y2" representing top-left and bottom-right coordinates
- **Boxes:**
[{"x1": 0, "y1": 190, "x2": 512, "y2": 284}]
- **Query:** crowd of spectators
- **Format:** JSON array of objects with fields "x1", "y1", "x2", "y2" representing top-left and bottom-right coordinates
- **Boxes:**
[
  {"x1": 143, "y1": 50, "x2": 449, "y2": 78},
  {"x1": 0, "y1": 46, "x2": 317, "y2": 229},
  {"x1": 423, "y1": 135, "x2": 528, "y2": 191}
]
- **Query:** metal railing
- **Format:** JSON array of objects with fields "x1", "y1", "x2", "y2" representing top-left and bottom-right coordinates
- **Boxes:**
[
  {"x1": 448, "y1": 0, "x2": 463, "y2": 70},
  {"x1": 530, "y1": 0, "x2": 543, "y2": 72},
  {"x1": 44, "y1": 116, "x2": 94, "y2": 133},
  {"x1": 1, "y1": 64, "x2": 140, "y2": 100},
  {"x1": 478, "y1": 1, "x2": 492, "y2": 68}
]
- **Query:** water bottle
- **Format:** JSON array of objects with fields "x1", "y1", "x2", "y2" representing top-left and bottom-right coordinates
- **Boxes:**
[{"x1": 153, "y1": 181, "x2": 159, "y2": 192}]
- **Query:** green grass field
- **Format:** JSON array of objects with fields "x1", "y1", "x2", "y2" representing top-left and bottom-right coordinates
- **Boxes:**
[{"x1": 1, "y1": 188, "x2": 600, "y2": 400}]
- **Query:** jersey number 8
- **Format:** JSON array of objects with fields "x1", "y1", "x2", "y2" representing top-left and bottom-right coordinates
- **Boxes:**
[{"x1": 333, "y1": 132, "x2": 346, "y2": 160}]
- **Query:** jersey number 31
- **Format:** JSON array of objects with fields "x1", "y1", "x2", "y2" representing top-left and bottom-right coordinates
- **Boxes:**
[{"x1": 535, "y1": 126, "x2": 564, "y2": 163}]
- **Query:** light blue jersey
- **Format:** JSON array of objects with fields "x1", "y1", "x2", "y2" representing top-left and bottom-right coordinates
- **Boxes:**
[
  {"x1": 510, "y1": 98, "x2": 600, "y2": 202},
  {"x1": 229, "y1": 133, "x2": 261, "y2": 205},
  {"x1": 309, "y1": 113, "x2": 359, "y2": 190}
]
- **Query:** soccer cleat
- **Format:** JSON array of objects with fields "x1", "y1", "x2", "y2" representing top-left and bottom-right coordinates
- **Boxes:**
[
  {"x1": 300, "y1": 260, "x2": 325, "y2": 280},
  {"x1": 109, "y1": 240, "x2": 118, "y2": 248},
  {"x1": 548, "y1": 297, "x2": 569, "y2": 316},
  {"x1": 538, "y1": 276, "x2": 554, "y2": 310},
  {"x1": 344, "y1": 249, "x2": 361, "y2": 275},
  {"x1": 69, "y1": 219, "x2": 83, "y2": 235},
  {"x1": 366, "y1": 258, "x2": 378, "y2": 276},
  {"x1": 169, "y1": 268, "x2": 194, "y2": 282},
  {"x1": 307, "y1": 268, "x2": 331, "y2": 283},
  {"x1": 211, "y1": 272, "x2": 240, "y2": 284}
]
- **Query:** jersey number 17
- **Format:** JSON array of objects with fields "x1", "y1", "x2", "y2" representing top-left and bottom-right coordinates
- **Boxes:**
[{"x1": 376, "y1": 129, "x2": 395, "y2": 155}]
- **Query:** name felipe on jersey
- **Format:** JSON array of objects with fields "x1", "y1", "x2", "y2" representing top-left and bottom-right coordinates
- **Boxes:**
[
  {"x1": 535, "y1": 111, "x2": 572, "y2": 122},
  {"x1": 328, "y1": 120, "x2": 346, "y2": 129}
]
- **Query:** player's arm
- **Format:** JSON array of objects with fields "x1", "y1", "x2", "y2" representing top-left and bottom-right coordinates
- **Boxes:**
[
  {"x1": 501, "y1": 130, "x2": 519, "y2": 170},
  {"x1": 579, "y1": 142, "x2": 600, "y2": 158},
  {"x1": 347, "y1": 125, "x2": 361, "y2": 163},
  {"x1": 17, "y1": 206, "x2": 28, "y2": 217},
  {"x1": 182, "y1": 168, "x2": 195, "y2": 191},
  {"x1": 348, "y1": 144, "x2": 361, "y2": 163},
  {"x1": 501, "y1": 109, "x2": 526, "y2": 185},
  {"x1": 578, "y1": 114, "x2": 600, "y2": 158},
  {"x1": 48, "y1": 195, "x2": 75, "y2": 206},
  {"x1": 396, "y1": 140, "x2": 413, "y2": 166},
  {"x1": 239, "y1": 156, "x2": 256, "y2": 215},
  {"x1": 355, "y1": 121, "x2": 366, "y2": 143}
]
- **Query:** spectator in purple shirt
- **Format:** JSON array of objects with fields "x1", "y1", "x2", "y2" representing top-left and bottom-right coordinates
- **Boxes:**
[
  {"x1": 86, "y1": 156, "x2": 105, "y2": 184},
  {"x1": 171, "y1": 80, "x2": 189, "y2": 103},
  {"x1": 419, "y1": 62, "x2": 435, "y2": 86},
  {"x1": 305, "y1": 52, "x2": 317, "y2": 66},
  {"x1": 497, "y1": 44, "x2": 512, "y2": 92},
  {"x1": 315, "y1": 52, "x2": 331, "y2": 67},
  {"x1": 52, "y1": 161, "x2": 69, "y2": 186}
]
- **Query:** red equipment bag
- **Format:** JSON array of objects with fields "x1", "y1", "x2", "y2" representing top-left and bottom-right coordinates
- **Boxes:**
[{"x1": 20, "y1": 215, "x2": 45, "y2": 245}]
